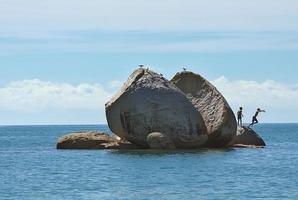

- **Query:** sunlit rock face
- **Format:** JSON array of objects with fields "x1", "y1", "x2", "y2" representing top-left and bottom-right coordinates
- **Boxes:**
[
  {"x1": 171, "y1": 71, "x2": 237, "y2": 147},
  {"x1": 105, "y1": 68, "x2": 208, "y2": 148}
]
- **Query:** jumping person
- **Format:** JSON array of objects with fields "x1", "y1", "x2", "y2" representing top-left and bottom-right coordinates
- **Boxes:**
[
  {"x1": 237, "y1": 107, "x2": 244, "y2": 126},
  {"x1": 248, "y1": 108, "x2": 266, "y2": 128}
]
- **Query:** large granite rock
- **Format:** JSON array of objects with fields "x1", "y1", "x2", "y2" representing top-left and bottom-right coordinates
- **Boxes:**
[
  {"x1": 105, "y1": 68, "x2": 208, "y2": 149},
  {"x1": 232, "y1": 126, "x2": 266, "y2": 148},
  {"x1": 171, "y1": 71, "x2": 237, "y2": 147},
  {"x1": 56, "y1": 131, "x2": 139, "y2": 150}
]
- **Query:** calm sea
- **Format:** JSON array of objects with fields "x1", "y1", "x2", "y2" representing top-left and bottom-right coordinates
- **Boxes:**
[{"x1": 1, "y1": 124, "x2": 298, "y2": 200}]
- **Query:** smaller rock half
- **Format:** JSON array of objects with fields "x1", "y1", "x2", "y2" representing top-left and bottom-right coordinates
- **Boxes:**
[
  {"x1": 146, "y1": 132, "x2": 176, "y2": 150},
  {"x1": 57, "y1": 131, "x2": 139, "y2": 150},
  {"x1": 171, "y1": 71, "x2": 237, "y2": 147},
  {"x1": 232, "y1": 127, "x2": 266, "y2": 148}
]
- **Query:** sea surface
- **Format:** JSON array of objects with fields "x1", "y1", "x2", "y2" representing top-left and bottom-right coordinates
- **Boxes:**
[{"x1": 1, "y1": 124, "x2": 298, "y2": 200}]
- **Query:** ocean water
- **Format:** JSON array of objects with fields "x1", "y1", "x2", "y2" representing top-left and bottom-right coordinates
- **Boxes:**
[{"x1": 1, "y1": 124, "x2": 298, "y2": 200}]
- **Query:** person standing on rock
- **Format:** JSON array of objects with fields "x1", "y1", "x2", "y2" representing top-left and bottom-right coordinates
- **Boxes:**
[
  {"x1": 248, "y1": 108, "x2": 266, "y2": 128},
  {"x1": 237, "y1": 107, "x2": 244, "y2": 127}
]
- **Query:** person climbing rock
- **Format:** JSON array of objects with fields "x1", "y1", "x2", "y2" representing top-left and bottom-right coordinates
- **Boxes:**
[
  {"x1": 237, "y1": 107, "x2": 244, "y2": 126},
  {"x1": 248, "y1": 108, "x2": 266, "y2": 128}
]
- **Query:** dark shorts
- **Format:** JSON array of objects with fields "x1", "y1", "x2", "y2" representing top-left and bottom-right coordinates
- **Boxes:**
[{"x1": 252, "y1": 116, "x2": 258, "y2": 123}]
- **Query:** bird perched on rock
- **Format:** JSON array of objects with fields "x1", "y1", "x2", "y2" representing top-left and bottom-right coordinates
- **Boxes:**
[
  {"x1": 139, "y1": 64, "x2": 144, "y2": 68},
  {"x1": 183, "y1": 67, "x2": 187, "y2": 71}
]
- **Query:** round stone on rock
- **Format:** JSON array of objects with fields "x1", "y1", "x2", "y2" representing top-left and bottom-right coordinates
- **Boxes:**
[{"x1": 146, "y1": 132, "x2": 176, "y2": 149}]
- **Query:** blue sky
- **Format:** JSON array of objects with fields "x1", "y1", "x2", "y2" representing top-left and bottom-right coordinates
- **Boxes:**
[{"x1": 0, "y1": 0, "x2": 298, "y2": 124}]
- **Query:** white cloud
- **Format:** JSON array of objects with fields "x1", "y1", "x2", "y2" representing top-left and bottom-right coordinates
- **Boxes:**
[
  {"x1": 108, "y1": 80, "x2": 123, "y2": 90},
  {"x1": 212, "y1": 77, "x2": 298, "y2": 108},
  {"x1": 0, "y1": 79, "x2": 113, "y2": 112},
  {"x1": 0, "y1": 77, "x2": 297, "y2": 124},
  {"x1": 212, "y1": 77, "x2": 298, "y2": 122}
]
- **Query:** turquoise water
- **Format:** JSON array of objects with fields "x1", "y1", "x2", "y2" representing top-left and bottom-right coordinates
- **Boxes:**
[{"x1": 1, "y1": 124, "x2": 298, "y2": 200}]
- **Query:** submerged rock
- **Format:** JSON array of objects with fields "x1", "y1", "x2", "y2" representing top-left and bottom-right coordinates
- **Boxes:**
[
  {"x1": 146, "y1": 132, "x2": 176, "y2": 149},
  {"x1": 105, "y1": 68, "x2": 208, "y2": 149},
  {"x1": 171, "y1": 71, "x2": 237, "y2": 147},
  {"x1": 56, "y1": 131, "x2": 139, "y2": 150},
  {"x1": 232, "y1": 126, "x2": 266, "y2": 148}
]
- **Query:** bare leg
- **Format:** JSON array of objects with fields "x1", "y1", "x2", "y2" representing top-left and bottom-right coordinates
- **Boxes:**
[
  {"x1": 249, "y1": 118, "x2": 258, "y2": 128},
  {"x1": 248, "y1": 119, "x2": 254, "y2": 128}
]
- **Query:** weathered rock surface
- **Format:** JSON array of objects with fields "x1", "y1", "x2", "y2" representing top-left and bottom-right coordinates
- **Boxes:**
[
  {"x1": 105, "y1": 68, "x2": 208, "y2": 149},
  {"x1": 146, "y1": 132, "x2": 176, "y2": 149},
  {"x1": 56, "y1": 131, "x2": 139, "y2": 150},
  {"x1": 232, "y1": 126, "x2": 266, "y2": 148},
  {"x1": 171, "y1": 71, "x2": 237, "y2": 147}
]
